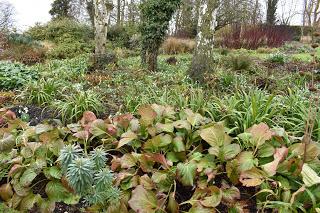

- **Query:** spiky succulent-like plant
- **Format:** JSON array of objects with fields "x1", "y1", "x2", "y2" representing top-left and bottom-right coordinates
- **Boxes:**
[
  {"x1": 58, "y1": 144, "x2": 82, "y2": 172},
  {"x1": 59, "y1": 145, "x2": 120, "y2": 207},
  {"x1": 90, "y1": 147, "x2": 107, "y2": 170},
  {"x1": 66, "y1": 157, "x2": 94, "y2": 195},
  {"x1": 84, "y1": 168, "x2": 120, "y2": 205}
]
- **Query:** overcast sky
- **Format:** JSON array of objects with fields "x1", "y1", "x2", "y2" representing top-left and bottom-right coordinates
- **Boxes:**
[
  {"x1": 9, "y1": 0, "x2": 52, "y2": 31},
  {"x1": 7, "y1": 0, "x2": 304, "y2": 31}
]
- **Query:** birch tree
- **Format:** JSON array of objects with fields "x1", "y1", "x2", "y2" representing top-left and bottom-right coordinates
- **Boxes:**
[
  {"x1": 188, "y1": 0, "x2": 219, "y2": 81},
  {"x1": 93, "y1": 0, "x2": 113, "y2": 56},
  {"x1": 0, "y1": 0, "x2": 15, "y2": 32}
]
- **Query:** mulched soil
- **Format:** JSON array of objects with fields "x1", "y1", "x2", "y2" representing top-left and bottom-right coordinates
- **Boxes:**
[{"x1": 10, "y1": 105, "x2": 58, "y2": 126}]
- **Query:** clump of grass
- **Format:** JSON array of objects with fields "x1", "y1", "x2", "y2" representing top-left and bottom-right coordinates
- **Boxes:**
[
  {"x1": 53, "y1": 90, "x2": 103, "y2": 123},
  {"x1": 161, "y1": 37, "x2": 195, "y2": 55},
  {"x1": 229, "y1": 55, "x2": 252, "y2": 71},
  {"x1": 267, "y1": 52, "x2": 288, "y2": 65}
]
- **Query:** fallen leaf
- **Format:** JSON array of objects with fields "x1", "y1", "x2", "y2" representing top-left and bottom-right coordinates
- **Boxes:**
[
  {"x1": 128, "y1": 185, "x2": 158, "y2": 213},
  {"x1": 239, "y1": 168, "x2": 265, "y2": 187}
]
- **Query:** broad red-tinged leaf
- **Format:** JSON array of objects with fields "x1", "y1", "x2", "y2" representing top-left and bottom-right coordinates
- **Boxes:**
[
  {"x1": 89, "y1": 119, "x2": 107, "y2": 137},
  {"x1": 117, "y1": 131, "x2": 137, "y2": 149},
  {"x1": 239, "y1": 168, "x2": 266, "y2": 187},
  {"x1": 0, "y1": 183, "x2": 13, "y2": 201},
  {"x1": 8, "y1": 164, "x2": 23, "y2": 177},
  {"x1": 200, "y1": 123, "x2": 232, "y2": 147},
  {"x1": 0, "y1": 133, "x2": 15, "y2": 151},
  {"x1": 111, "y1": 157, "x2": 121, "y2": 171},
  {"x1": 167, "y1": 192, "x2": 179, "y2": 213},
  {"x1": 144, "y1": 153, "x2": 169, "y2": 169},
  {"x1": 128, "y1": 185, "x2": 158, "y2": 213},
  {"x1": 120, "y1": 153, "x2": 138, "y2": 169},
  {"x1": 226, "y1": 159, "x2": 240, "y2": 184},
  {"x1": 221, "y1": 181, "x2": 240, "y2": 204},
  {"x1": 301, "y1": 164, "x2": 320, "y2": 187},
  {"x1": 19, "y1": 193, "x2": 42, "y2": 211},
  {"x1": 189, "y1": 202, "x2": 215, "y2": 213},
  {"x1": 177, "y1": 162, "x2": 197, "y2": 186},
  {"x1": 248, "y1": 123, "x2": 273, "y2": 148},
  {"x1": 73, "y1": 130, "x2": 89, "y2": 140},
  {"x1": 237, "y1": 151, "x2": 257, "y2": 172},
  {"x1": 20, "y1": 168, "x2": 37, "y2": 187},
  {"x1": 262, "y1": 147, "x2": 288, "y2": 176},
  {"x1": 4, "y1": 110, "x2": 16, "y2": 120},
  {"x1": 113, "y1": 113, "x2": 134, "y2": 128},
  {"x1": 138, "y1": 105, "x2": 157, "y2": 126},
  {"x1": 140, "y1": 175, "x2": 155, "y2": 190},
  {"x1": 80, "y1": 111, "x2": 97, "y2": 128},
  {"x1": 155, "y1": 123, "x2": 174, "y2": 133},
  {"x1": 209, "y1": 143, "x2": 240, "y2": 161},
  {"x1": 289, "y1": 142, "x2": 320, "y2": 161},
  {"x1": 200, "y1": 186, "x2": 222, "y2": 208},
  {"x1": 151, "y1": 104, "x2": 175, "y2": 118}
]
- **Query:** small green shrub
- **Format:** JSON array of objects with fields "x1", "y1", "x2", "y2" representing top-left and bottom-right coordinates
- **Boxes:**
[
  {"x1": 26, "y1": 18, "x2": 93, "y2": 43},
  {"x1": 53, "y1": 90, "x2": 103, "y2": 123},
  {"x1": 26, "y1": 18, "x2": 94, "y2": 59},
  {"x1": 46, "y1": 40, "x2": 94, "y2": 59},
  {"x1": 229, "y1": 55, "x2": 252, "y2": 71},
  {"x1": 267, "y1": 52, "x2": 288, "y2": 65},
  {"x1": 107, "y1": 24, "x2": 140, "y2": 49},
  {"x1": 0, "y1": 61, "x2": 38, "y2": 90},
  {"x1": 7, "y1": 33, "x2": 41, "y2": 47}
]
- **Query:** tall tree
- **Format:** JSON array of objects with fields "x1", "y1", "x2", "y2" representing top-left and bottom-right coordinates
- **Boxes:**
[
  {"x1": 50, "y1": 0, "x2": 72, "y2": 19},
  {"x1": 188, "y1": 0, "x2": 219, "y2": 81},
  {"x1": 266, "y1": 0, "x2": 279, "y2": 25},
  {"x1": 93, "y1": 0, "x2": 113, "y2": 59},
  {"x1": 140, "y1": 0, "x2": 181, "y2": 71},
  {"x1": 0, "y1": 0, "x2": 15, "y2": 32}
]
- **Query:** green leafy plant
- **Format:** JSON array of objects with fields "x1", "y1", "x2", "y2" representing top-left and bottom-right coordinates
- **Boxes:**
[
  {"x1": 267, "y1": 52, "x2": 288, "y2": 65},
  {"x1": 0, "y1": 61, "x2": 38, "y2": 90}
]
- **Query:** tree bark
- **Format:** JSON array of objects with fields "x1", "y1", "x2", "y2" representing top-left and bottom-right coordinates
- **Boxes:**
[
  {"x1": 189, "y1": 0, "x2": 219, "y2": 81},
  {"x1": 194, "y1": 0, "x2": 218, "y2": 56},
  {"x1": 93, "y1": 0, "x2": 112, "y2": 56}
]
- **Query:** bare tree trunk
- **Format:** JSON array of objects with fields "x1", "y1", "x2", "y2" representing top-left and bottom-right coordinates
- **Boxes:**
[
  {"x1": 93, "y1": 0, "x2": 113, "y2": 68},
  {"x1": 189, "y1": 0, "x2": 219, "y2": 81},
  {"x1": 117, "y1": 0, "x2": 121, "y2": 25},
  {"x1": 194, "y1": 0, "x2": 218, "y2": 55}
]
